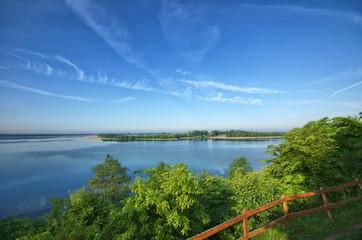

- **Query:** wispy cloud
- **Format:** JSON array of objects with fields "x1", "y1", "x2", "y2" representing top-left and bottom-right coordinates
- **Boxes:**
[
  {"x1": 16, "y1": 61, "x2": 53, "y2": 76},
  {"x1": 306, "y1": 69, "x2": 362, "y2": 86},
  {"x1": 111, "y1": 79, "x2": 154, "y2": 92},
  {"x1": 182, "y1": 80, "x2": 281, "y2": 94},
  {"x1": 1, "y1": 50, "x2": 53, "y2": 75},
  {"x1": 311, "y1": 81, "x2": 362, "y2": 108},
  {"x1": 3, "y1": 48, "x2": 112, "y2": 84},
  {"x1": 328, "y1": 81, "x2": 362, "y2": 98},
  {"x1": 0, "y1": 80, "x2": 90, "y2": 102},
  {"x1": 86, "y1": 70, "x2": 109, "y2": 84},
  {"x1": 241, "y1": 4, "x2": 362, "y2": 26},
  {"x1": 55, "y1": 56, "x2": 85, "y2": 81},
  {"x1": 159, "y1": 0, "x2": 220, "y2": 63},
  {"x1": 201, "y1": 92, "x2": 262, "y2": 105},
  {"x1": 14, "y1": 48, "x2": 48, "y2": 59},
  {"x1": 65, "y1": 0, "x2": 145, "y2": 69},
  {"x1": 113, "y1": 96, "x2": 137, "y2": 103},
  {"x1": 176, "y1": 69, "x2": 191, "y2": 76}
]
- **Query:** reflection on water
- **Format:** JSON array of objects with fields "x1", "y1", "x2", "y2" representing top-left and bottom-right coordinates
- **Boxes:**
[{"x1": 0, "y1": 135, "x2": 282, "y2": 219}]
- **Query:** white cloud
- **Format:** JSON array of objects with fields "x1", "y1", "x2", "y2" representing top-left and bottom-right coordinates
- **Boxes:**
[
  {"x1": 0, "y1": 80, "x2": 90, "y2": 102},
  {"x1": 111, "y1": 79, "x2": 154, "y2": 92},
  {"x1": 14, "y1": 49, "x2": 48, "y2": 59},
  {"x1": 65, "y1": 0, "x2": 145, "y2": 69},
  {"x1": 182, "y1": 80, "x2": 281, "y2": 94},
  {"x1": 114, "y1": 96, "x2": 136, "y2": 103},
  {"x1": 176, "y1": 69, "x2": 191, "y2": 76},
  {"x1": 311, "y1": 81, "x2": 362, "y2": 108},
  {"x1": 17, "y1": 61, "x2": 53, "y2": 76},
  {"x1": 241, "y1": 4, "x2": 362, "y2": 26},
  {"x1": 306, "y1": 69, "x2": 362, "y2": 86},
  {"x1": 201, "y1": 92, "x2": 262, "y2": 105},
  {"x1": 1, "y1": 50, "x2": 53, "y2": 76},
  {"x1": 329, "y1": 81, "x2": 362, "y2": 98},
  {"x1": 159, "y1": 0, "x2": 220, "y2": 63},
  {"x1": 85, "y1": 70, "x2": 109, "y2": 84},
  {"x1": 55, "y1": 56, "x2": 85, "y2": 81}
]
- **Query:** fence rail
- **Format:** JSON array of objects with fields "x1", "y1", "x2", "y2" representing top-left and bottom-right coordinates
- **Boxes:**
[{"x1": 189, "y1": 179, "x2": 362, "y2": 240}]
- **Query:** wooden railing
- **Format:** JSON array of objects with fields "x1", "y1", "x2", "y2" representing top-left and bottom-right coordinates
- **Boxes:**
[{"x1": 189, "y1": 179, "x2": 362, "y2": 240}]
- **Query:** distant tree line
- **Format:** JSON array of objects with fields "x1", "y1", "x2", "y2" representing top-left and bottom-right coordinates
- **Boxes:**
[
  {"x1": 99, "y1": 129, "x2": 285, "y2": 142},
  {"x1": 220, "y1": 130, "x2": 286, "y2": 137}
]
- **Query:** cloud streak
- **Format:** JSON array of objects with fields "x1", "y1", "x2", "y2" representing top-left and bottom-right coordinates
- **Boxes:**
[
  {"x1": 241, "y1": 4, "x2": 362, "y2": 26},
  {"x1": 1, "y1": 50, "x2": 53, "y2": 76},
  {"x1": 329, "y1": 81, "x2": 362, "y2": 98},
  {"x1": 113, "y1": 96, "x2": 136, "y2": 103},
  {"x1": 55, "y1": 56, "x2": 85, "y2": 81},
  {"x1": 0, "y1": 80, "x2": 90, "y2": 102},
  {"x1": 111, "y1": 79, "x2": 154, "y2": 92},
  {"x1": 201, "y1": 92, "x2": 262, "y2": 105},
  {"x1": 182, "y1": 80, "x2": 281, "y2": 94},
  {"x1": 159, "y1": 0, "x2": 220, "y2": 63},
  {"x1": 312, "y1": 81, "x2": 362, "y2": 108},
  {"x1": 65, "y1": 0, "x2": 145, "y2": 69},
  {"x1": 306, "y1": 69, "x2": 362, "y2": 86}
]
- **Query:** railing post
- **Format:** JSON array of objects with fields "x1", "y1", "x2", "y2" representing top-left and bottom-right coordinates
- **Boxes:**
[
  {"x1": 320, "y1": 187, "x2": 333, "y2": 221},
  {"x1": 282, "y1": 194, "x2": 289, "y2": 226},
  {"x1": 243, "y1": 208, "x2": 248, "y2": 240},
  {"x1": 355, "y1": 179, "x2": 362, "y2": 191}
]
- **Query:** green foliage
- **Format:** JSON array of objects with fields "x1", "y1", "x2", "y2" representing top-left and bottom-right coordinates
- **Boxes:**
[
  {"x1": 227, "y1": 171, "x2": 282, "y2": 231},
  {"x1": 89, "y1": 154, "x2": 131, "y2": 203},
  {"x1": 56, "y1": 188, "x2": 111, "y2": 239},
  {"x1": 223, "y1": 130, "x2": 285, "y2": 137},
  {"x1": 0, "y1": 216, "x2": 46, "y2": 240},
  {"x1": 263, "y1": 116, "x2": 362, "y2": 195},
  {"x1": 22, "y1": 188, "x2": 113, "y2": 240},
  {"x1": 227, "y1": 157, "x2": 253, "y2": 179},
  {"x1": 197, "y1": 174, "x2": 234, "y2": 239},
  {"x1": 116, "y1": 163, "x2": 210, "y2": 239}
]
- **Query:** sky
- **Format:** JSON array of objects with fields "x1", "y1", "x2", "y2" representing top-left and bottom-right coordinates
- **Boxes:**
[{"x1": 0, "y1": 0, "x2": 361, "y2": 134}]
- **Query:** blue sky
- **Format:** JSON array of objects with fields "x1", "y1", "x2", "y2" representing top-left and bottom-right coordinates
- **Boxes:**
[{"x1": 0, "y1": 0, "x2": 361, "y2": 133}]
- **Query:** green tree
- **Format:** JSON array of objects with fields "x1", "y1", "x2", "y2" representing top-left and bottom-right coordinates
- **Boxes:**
[
  {"x1": 40, "y1": 188, "x2": 112, "y2": 240},
  {"x1": 116, "y1": 163, "x2": 210, "y2": 239},
  {"x1": 197, "y1": 174, "x2": 234, "y2": 239},
  {"x1": 263, "y1": 116, "x2": 362, "y2": 195},
  {"x1": 227, "y1": 157, "x2": 253, "y2": 179},
  {"x1": 227, "y1": 171, "x2": 282, "y2": 232},
  {"x1": 88, "y1": 154, "x2": 131, "y2": 203}
]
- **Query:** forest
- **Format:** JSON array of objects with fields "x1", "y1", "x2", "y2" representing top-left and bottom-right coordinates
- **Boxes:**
[
  {"x1": 99, "y1": 130, "x2": 286, "y2": 142},
  {"x1": 1, "y1": 116, "x2": 361, "y2": 239}
]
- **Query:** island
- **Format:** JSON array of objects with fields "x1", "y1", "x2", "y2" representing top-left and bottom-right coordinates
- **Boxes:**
[{"x1": 97, "y1": 130, "x2": 286, "y2": 142}]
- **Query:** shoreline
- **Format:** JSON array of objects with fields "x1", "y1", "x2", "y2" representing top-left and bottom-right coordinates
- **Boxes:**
[
  {"x1": 209, "y1": 136, "x2": 283, "y2": 140},
  {"x1": 84, "y1": 136, "x2": 283, "y2": 141}
]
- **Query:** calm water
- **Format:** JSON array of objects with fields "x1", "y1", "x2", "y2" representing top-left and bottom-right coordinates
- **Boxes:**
[{"x1": 0, "y1": 135, "x2": 282, "y2": 219}]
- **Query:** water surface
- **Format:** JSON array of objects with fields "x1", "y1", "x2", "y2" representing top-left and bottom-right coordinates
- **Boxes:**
[{"x1": 0, "y1": 135, "x2": 282, "y2": 218}]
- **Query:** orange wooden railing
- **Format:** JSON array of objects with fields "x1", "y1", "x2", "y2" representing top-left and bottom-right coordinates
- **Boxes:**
[{"x1": 189, "y1": 179, "x2": 362, "y2": 240}]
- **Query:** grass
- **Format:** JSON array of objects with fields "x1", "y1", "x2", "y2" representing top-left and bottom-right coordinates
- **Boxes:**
[
  {"x1": 251, "y1": 200, "x2": 362, "y2": 240},
  {"x1": 336, "y1": 228, "x2": 362, "y2": 240}
]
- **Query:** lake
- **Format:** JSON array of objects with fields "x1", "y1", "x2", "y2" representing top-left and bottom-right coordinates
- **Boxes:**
[{"x1": 0, "y1": 135, "x2": 283, "y2": 219}]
